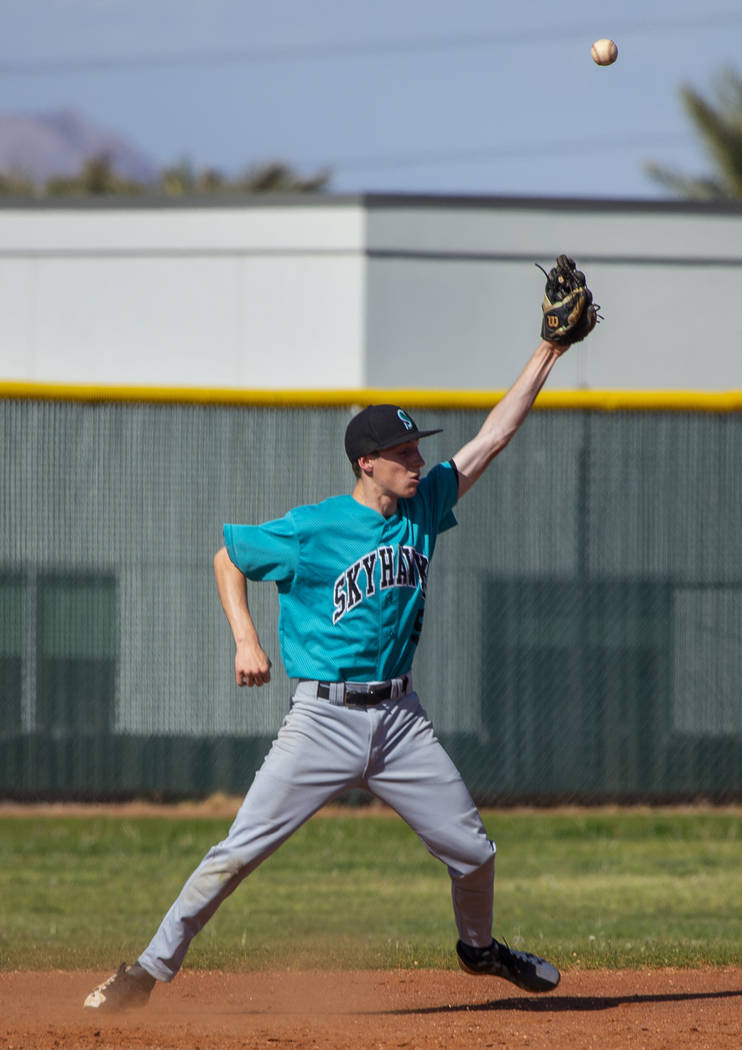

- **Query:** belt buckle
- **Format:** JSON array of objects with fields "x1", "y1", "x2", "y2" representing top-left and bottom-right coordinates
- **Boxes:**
[
  {"x1": 344, "y1": 682, "x2": 388, "y2": 706},
  {"x1": 343, "y1": 685, "x2": 373, "y2": 706}
]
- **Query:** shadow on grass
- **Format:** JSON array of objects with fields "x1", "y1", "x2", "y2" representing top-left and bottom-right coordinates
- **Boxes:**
[{"x1": 388, "y1": 987, "x2": 742, "y2": 1015}]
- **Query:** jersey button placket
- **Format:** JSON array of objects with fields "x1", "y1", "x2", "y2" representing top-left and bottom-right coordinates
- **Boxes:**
[{"x1": 379, "y1": 517, "x2": 401, "y2": 676}]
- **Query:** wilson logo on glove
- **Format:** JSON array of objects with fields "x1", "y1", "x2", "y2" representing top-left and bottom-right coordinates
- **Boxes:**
[{"x1": 537, "y1": 255, "x2": 601, "y2": 345}]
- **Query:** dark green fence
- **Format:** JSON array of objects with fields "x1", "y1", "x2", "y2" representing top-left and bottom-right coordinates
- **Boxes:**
[{"x1": 2, "y1": 393, "x2": 741, "y2": 802}]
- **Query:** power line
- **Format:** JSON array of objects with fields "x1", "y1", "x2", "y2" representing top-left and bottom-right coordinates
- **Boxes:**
[
  {"x1": 329, "y1": 132, "x2": 693, "y2": 173},
  {"x1": 1, "y1": 12, "x2": 741, "y2": 76}
]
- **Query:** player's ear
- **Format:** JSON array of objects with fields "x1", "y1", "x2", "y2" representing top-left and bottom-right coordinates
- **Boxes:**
[{"x1": 357, "y1": 453, "x2": 377, "y2": 477}]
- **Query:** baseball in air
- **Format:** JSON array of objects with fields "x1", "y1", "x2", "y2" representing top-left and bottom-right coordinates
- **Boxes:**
[{"x1": 591, "y1": 38, "x2": 618, "y2": 66}]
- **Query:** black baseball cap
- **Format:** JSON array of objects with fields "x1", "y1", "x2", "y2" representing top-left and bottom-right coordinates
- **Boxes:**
[{"x1": 344, "y1": 404, "x2": 443, "y2": 462}]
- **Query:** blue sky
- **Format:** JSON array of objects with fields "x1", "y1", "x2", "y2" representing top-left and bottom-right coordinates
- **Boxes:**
[{"x1": 2, "y1": 0, "x2": 741, "y2": 199}]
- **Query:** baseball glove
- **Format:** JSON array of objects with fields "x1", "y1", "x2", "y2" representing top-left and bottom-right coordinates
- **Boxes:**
[{"x1": 538, "y1": 255, "x2": 599, "y2": 345}]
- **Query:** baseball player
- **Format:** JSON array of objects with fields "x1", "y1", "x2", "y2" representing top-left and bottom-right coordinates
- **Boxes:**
[{"x1": 84, "y1": 257, "x2": 598, "y2": 1011}]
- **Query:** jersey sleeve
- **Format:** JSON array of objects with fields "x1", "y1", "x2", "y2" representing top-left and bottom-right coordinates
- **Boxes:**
[{"x1": 223, "y1": 515, "x2": 299, "y2": 585}]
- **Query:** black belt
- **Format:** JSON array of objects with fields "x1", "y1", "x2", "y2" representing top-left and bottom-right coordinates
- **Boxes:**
[{"x1": 314, "y1": 675, "x2": 410, "y2": 706}]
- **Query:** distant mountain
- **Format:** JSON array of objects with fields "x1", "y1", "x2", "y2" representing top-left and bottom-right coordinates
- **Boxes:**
[{"x1": 0, "y1": 109, "x2": 158, "y2": 184}]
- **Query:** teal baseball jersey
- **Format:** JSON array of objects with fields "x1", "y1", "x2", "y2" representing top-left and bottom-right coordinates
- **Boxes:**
[{"x1": 223, "y1": 460, "x2": 458, "y2": 681}]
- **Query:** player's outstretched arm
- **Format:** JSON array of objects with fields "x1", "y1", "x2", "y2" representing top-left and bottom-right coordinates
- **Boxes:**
[
  {"x1": 214, "y1": 547, "x2": 272, "y2": 687},
  {"x1": 453, "y1": 253, "x2": 600, "y2": 497},
  {"x1": 452, "y1": 339, "x2": 564, "y2": 497}
]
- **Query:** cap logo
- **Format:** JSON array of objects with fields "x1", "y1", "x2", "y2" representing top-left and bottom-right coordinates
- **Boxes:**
[{"x1": 397, "y1": 409, "x2": 415, "y2": 431}]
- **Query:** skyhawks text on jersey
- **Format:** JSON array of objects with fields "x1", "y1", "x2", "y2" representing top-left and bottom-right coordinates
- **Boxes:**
[{"x1": 332, "y1": 543, "x2": 430, "y2": 624}]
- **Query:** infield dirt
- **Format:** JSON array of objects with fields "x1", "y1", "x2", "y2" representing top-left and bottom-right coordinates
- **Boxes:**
[{"x1": 2, "y1": 966, "x2": 741, "y2": 1050}]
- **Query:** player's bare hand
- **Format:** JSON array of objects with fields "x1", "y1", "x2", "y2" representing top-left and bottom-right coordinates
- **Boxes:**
[{"x1": 234, "y1": 640, "x2": 272, "y2": 687}]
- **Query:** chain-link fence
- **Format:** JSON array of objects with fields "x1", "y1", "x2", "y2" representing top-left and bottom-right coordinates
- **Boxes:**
[{"x1": 2, "y1": 392, "x2": 741, "y2": 802}]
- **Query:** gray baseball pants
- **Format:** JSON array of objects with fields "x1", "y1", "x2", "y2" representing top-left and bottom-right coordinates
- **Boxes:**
[{"x1": 138, "y1": 683, "x2": 496, "y2": 981}]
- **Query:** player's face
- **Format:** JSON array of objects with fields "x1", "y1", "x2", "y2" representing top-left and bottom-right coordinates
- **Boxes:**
[{"x1": 371, "y1": 440, "x2": 425, "y2": 499}]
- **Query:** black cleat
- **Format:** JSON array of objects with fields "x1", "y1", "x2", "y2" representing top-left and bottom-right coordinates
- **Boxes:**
[{"x1": 456, "y1": 938, "x2": 560, "y2": 993}]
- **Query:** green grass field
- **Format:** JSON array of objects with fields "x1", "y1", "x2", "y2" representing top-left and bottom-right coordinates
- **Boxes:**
[{"x1": 1, "y1": 807, "x2": 740, "y2": 973}]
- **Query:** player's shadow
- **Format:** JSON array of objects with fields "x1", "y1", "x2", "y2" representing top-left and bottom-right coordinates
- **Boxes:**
[{"x1": 389, "y1": 987, "x2": 742, "y2": 1015}]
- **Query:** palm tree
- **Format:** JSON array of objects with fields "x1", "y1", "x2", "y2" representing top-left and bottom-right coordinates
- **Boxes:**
[{"x1": 645, "y1": 67, "x2": 742, "y2": 199}]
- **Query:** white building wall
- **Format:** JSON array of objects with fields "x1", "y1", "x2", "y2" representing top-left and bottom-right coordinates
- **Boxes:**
[
  {"x1": 0, "y1": 194, "x2": 740, "y2": 391},
  {"x1": 0, "y1": 200, "x2": 367, "y2": 388},
  {"x1": 364, "y1": 198, "x2": 742, "y2": 391}
]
